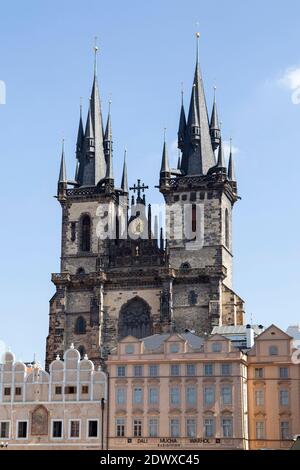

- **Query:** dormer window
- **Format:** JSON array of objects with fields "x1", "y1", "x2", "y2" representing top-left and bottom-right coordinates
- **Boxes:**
[
  {"x1": 269, "y1": 345, "x2": 278, "y2": 356},
  {"x1": 170, "y1": 343, "x2": 179, "y2": 353}
]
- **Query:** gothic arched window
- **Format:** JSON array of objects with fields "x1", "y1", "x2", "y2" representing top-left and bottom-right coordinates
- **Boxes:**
[
  {"x1": 78, "y1": 345, "x2": 86, "y2": 359},
  {"x1": 118, "y1": 297, "x2": 152, "y2": 340},
  {"x1": 75, "y1": 316, "x2": 86, "y2": 335},
  {"x1": 188, "y1": 290, "x2": 198, "y2": 306},
  {"x1": 81, "y1": 215, "x2": 91, "y2": 252},
  {"x1": 225, "y1": 209, "x2": 229, "y2": 248}
]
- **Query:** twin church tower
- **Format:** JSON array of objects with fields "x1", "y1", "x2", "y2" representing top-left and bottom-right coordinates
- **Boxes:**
[{"x1": 46, "y1": 37, "x2": 244, "y2": 368}]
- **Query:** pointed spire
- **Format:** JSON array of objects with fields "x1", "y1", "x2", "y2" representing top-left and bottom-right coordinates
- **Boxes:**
[
  {"x1": 187, "y1": 84, "x2": 200, "y2": 142},
  {"x1": 76, "y1": 99, "x2": 84, "y2": 160},
  {"x1": 104, "y1": 100, "x2": 114, "y2": 182},
  {"x1": 160, "y1": 129, "x2": 170, "y2": 174},
  {"x1": 121, "y1": 149, "x2": 128, "y2": 193},
  {"x1": 227, "y1": 138, "x2": 236, "y2": 181},
  {"x1": 160, "y1": 227, "x2": 164, "y2": 250},
  {"x1": 210, "y1": 86, "x2": 221, "y2": 151},
  {"x1": 181, "y1": 33, "x2": 216, "y2": 175},
  {"x1": 104, "y1": 100, "x2": 112, "y2": 143},
  {"x1": 154, "y1": 215, "x2": 158, "y2": 241},
  {"x1": 58, "y1": 140, "x2": 67, "y2": 183},
  {"x1": 216, "y1": 135, "x2": 226, "y2": 168},
  {"x1": 178, "y1": 86, "x2": 186, "y2": 151},
  {"x1": 78, "y1": 41, "x2": 106, "y2": 186},
  {"x1": 148, "y1": 204, "x2": 152, "y2": 240}
]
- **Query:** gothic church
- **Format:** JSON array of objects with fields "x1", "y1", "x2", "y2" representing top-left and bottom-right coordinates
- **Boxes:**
[{"x1": 46, "y1": 38, "x2": 244, "y2": 368}]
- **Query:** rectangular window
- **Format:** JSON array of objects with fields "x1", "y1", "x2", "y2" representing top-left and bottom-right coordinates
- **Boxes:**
[
  {"x1": 204, "y1": 387, "x2": 215, "y2": 406},
  {"x1": 133, "y1": 387, "x2": 143, "y2": 405},
  {"x1": 170, "y1": 418, "x2": 180, "y2": 438},
  {"x1": 116, "y1": 388, "x2": 126, "y2": 405},
  {"x1": 170, "y1": 386, "x2": 180, "y2": 406},
  {"x1": 186, "y1": 386, "x2": 197, "y2": 406},
  {"x1": 148, "y1": 418, "x2": 159, "y2": 437},
  {"x1": 192, "y1": 203, "x2": 197, "y2": 233},
  {"x1": 133, "y1": 419, "x2": 142, "y2": 437},
  {"x1": 116, "y1": 418, "x2": 125, "y2": 437},
  {"x1": 4, "y1": 387, "x2": 11, "y2": 396},
  {"x1": 204, "y1": 363, "x2": 214, "y2": 376},
  {"x1": 255, "y1": 421, "x2": 265, "y2": 439},
  {"x1": 221, "y1": 363, "x2": 232, "y2": 376},
  {"x1": 149, "y1": 365, "x2": 159, "y2": 377},
  {"x1": 186, "y1": 418, "x2": 197, "y2": 438},
  {"x1": 65, "y1": 386, "x2": 76, "y2": 394},
  {"x1": 148, "y1": 387, "x2": 159, "y2": 405},
  {"x1": 17, "y1": 421, "x2": 28, "y2": 439},
  {"x1": 15, "y1": 387, "x2": 22, "y2": 396},
  {"x1": 255, "y1": 390, "x2": 264, "y2": 406},
  {"x1": 0, "y1": 422, "x2": 9, "y2": 439},
  {"x1": 133, "y1": 365, "x2": 143, "y2": 377},
  {"x1": 255, "y1": 368, "x2": 264, "y2": 379},
  {"x1": 280, "y1": 421, "x2": 290, "y2": 440},
  {"x1": 52, "y1": 420, "x2": 63, "y2": 438},
  {"x1": 81, "y1": 385, "x2": 89, "y2": 394},
  {"x1": 279, "y1": 367, "x2": 289, "y2": 379},
  {"x1": 55, "y1": 386, "x2": 62, "y2": 395},
  {"x1": 204, "y1": 418, "x2": 214, "y2": 438},
  {"x1": 69, "y1": 420, "x2": 80, "y2": 438},
  {"x1": 117, "y1": 366, "x2": 126, "y2": 377},
  {"x1": 88, "y1": 420, "x2": 98, "y2": 438},
  {"x1": 221, "y1": 386, "x2": 232, "y2": 405},
  {"x1": 279, "y1": 390, "x2": 289, "y2": 406},
  {"x1": 186, "y1": 364, "x2": 196, "y2": 376},
  {"x1": 222, "y1": 418, "x2": 233, "y2": 438},
  {"x1": 170, "y1": 364, "x2": 180, "y2": 376}
]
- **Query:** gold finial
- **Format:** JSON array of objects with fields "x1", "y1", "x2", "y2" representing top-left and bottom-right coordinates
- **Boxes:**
[{"x1": 195, "y1": 25, "x2": 200, "y2": 63}]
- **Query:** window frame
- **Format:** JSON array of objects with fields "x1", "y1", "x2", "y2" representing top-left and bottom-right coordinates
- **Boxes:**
[
  {"x1": 69, "y1": 419, "x2": 81, "y2": 439},
  {"x1": 16, "y1": 420, "x2": 28, "y2": 440},
  {"x1": 87, "y1": 419, "x2": 99, "y2": 439},
  {"x1": 0, "y1": 421, "x2": 10, "y2": 439},
  {"x1": 51, "y1": 419, "x2": 63, "y2": 440}
]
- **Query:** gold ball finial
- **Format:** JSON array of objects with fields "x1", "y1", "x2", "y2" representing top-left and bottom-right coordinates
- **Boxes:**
[{"x1": 196, "y1": 32, "x2": 200, "y2": 38}]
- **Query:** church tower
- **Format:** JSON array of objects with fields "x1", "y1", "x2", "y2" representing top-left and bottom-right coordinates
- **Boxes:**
[
  {"x1": 159, "y1": 33, "x2": 244, "y2": 334},
  {"x1": 46, "y1": 38, "x2": 244, "y2": 369}
]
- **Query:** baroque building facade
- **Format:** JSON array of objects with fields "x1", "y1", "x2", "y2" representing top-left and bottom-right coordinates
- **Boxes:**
[{"x1": 46, "y1": 39, "x2": 244, "y2": 369}]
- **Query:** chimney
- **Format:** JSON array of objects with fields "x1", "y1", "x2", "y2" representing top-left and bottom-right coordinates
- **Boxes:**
[{"x1": 246, "y1": 324, "x2": 254, "y2": 348}]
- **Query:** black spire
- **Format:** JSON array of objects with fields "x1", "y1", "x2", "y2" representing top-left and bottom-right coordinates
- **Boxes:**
[
  {"x1": 210, "y1": 87, "x2": 221, "y2": 151},
  {"x1": 180, "y1": 34, "x2": 216, "y2": 175}
]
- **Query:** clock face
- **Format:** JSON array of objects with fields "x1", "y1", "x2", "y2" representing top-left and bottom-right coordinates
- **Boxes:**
[{"x1": 129, "y1": 217, "x2": 144, "y2": 237}]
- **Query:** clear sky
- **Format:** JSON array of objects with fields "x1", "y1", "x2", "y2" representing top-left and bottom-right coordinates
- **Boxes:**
[{"x1": 0, "y1": 0, "x2": 300, "y2": 363}]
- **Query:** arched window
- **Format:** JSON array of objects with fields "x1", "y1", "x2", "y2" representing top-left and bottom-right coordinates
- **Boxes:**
[
  {"x1": 118, "y1": 297, "x2": 152, "y2": 340},
  {"x1": 225, "y1": 209, "x2": 229, "y2": 248},
  {"x1": 76, "y1": 267, "x2": 85, "y2": 275},
  {"x1": 81, "y1": 215, "x2": 91, "y2": 252},
  {"x1": 75, "y1": 316, "x2": 86, "y2": 335},
  {"x1": 188, "y1": 290, "x2": 198, "y2": 305},
  {"x1": 78, "y1": 346, "x2": 86, "y2": 359}
]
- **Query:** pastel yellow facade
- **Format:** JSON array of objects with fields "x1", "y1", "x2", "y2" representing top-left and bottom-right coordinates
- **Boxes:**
[
  {"x1": 107, "y1": 333, "x2": 249, "y2": 450},
  {"x1": 247, "y1": 325, "x2": 300, "y2": 449}
]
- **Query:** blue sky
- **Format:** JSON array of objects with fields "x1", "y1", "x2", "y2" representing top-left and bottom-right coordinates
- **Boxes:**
[{"x1": 0, "y1": 0, "x2": 300, "y2": 363}]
